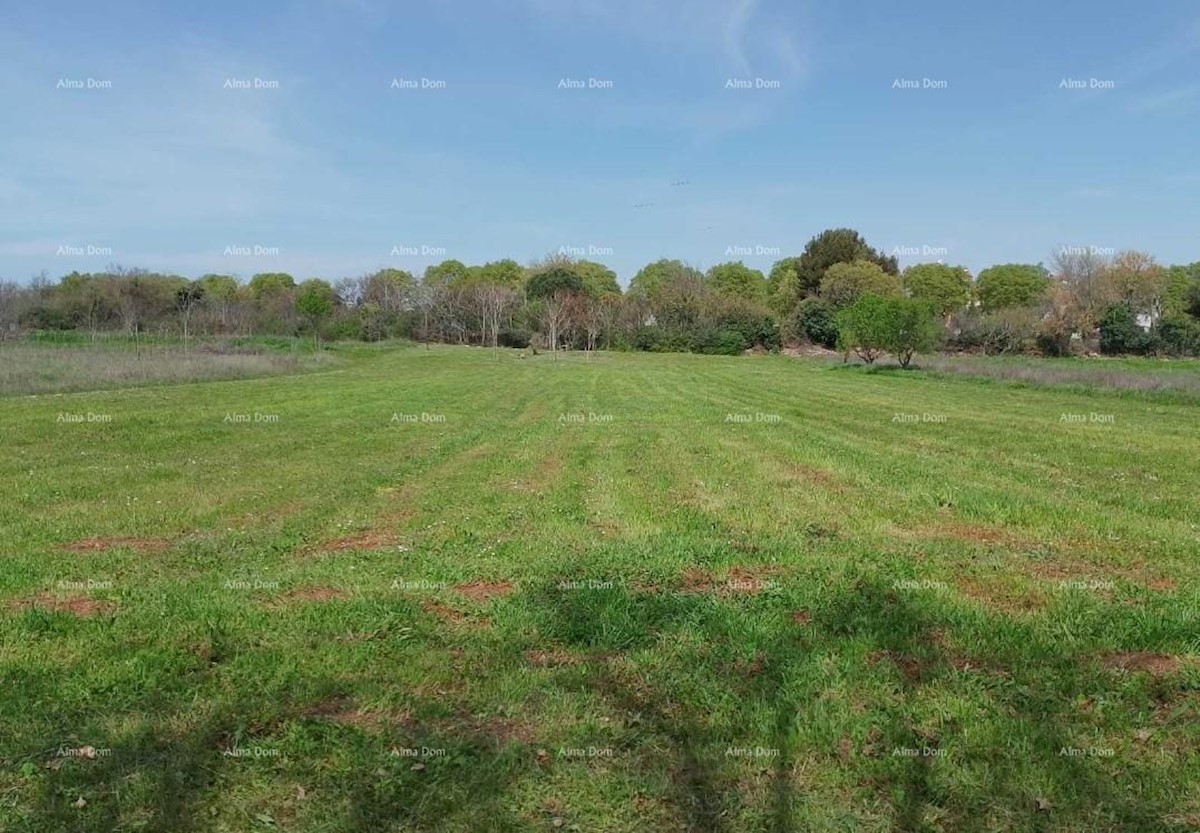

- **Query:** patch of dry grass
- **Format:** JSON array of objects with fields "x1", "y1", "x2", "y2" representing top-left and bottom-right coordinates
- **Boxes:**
[{"x1": 0, "y1": 342, "x2": 330, "y2": 396}]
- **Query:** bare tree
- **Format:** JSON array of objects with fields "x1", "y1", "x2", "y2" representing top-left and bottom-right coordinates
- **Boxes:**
[
  {"x1": 1106, "y1": 250, "x2": 1168, "y2": 322},
  {"x1": 176, "y1": 283, "x2": 204, "y2": 348},
  {"x1": 478, "y1": 284, "x2": 517, "y2": 349},
  {"x1": 539, "y1": 292, "x2": 572, "y2": 359},
  {"x1": 0, "y1": 280, "x2": 32, "y2": 339},
  {"x1": 1051, "y1": 246, "x2": 1113, "y2": 329}
]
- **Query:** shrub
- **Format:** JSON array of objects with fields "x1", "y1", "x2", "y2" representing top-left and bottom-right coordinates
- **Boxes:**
[
  {"x1": 21, "y1": 306, "x2": 78, "y2": 330},
  {"x1": 1035, "y1": 329, "x2": 1073, "y2": 357},
  {"x1": 1099, "y1": 305, "x2": 1154, "y2": 355},
  {"x1": 705, "y1": 298, "x2": 780, "y2": 351},
  {"x1": 321, "y1": 314, "x2": 365, "y2": 342},
  {"x1": 633, "y1": 325, "x2": 690, "y2": 353},
  {"x1": 1153, "y1": 315, "x2": 1200, "y2": 356},
  {"x1": 793, "y1": 298, "x2": 839, "y2": 348},
  {"x1": 690, "y1": 326, "x2": 748, "y2": 355},
  {"x1": 969, "y1": 309, "x2": 1036, "y2": 355},
  {"x1": 497, "y1": 327, "x2": 532, "y2": 349}
]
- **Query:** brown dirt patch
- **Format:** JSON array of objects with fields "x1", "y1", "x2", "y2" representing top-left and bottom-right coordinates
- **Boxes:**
[
  {"x1": 475, "y1": 715, "x2": 538, "y2": 745},
  {"x1": 678, "y1": 568, "x2": 716, "y2": 594},
  {"x1": 784, "y1": 464, "x2": 841, "y2": 490},
  {"x1": 1021, "y1": 558, "x2": 1178, "y2": 594},
  {"x1": 9, "y1": 593, "x2": 114, "y2": 617},
  {"x1": 868, "y1": 650, "x2": 928, "y2": 685},
  {"x1": 420, "y1": 599, "x2": 481, "y2": 627},
  {"x1": 790, "y1": 609, "x2": 812, "y2": 625},
  {"x1": 408, "y1": 708, "x2": 540, "y2": 747},
  {"x1": 678, "y1": 566, "x2": 785, "y2": 595},
  {"x1": 735, "y1": 650, "x2": 768, "y2": 678},
  {"x1": 954, "y1": 577, "x2": 1045, "y2": 614},
  {"x1": 303, "y1": 696, "x2": 406, "y2": 730},
  {"x1": 315, "y1": 530, "x2": 401, "y2": 554},
  {"x1": 589, "y1": 517, "x2": 623, "y2": 537},
  {"x1": 930, "y1": 522, "x2": 1013, "y2": 545},
  {"x1": 724, "y1": 565, "x2": 784, "y2": 593},
  {"x1": 279, "y1": 586, "x2": 349, "y2": 604},
  {"x1": 525, "y1": 649, "x2": 582, "y2": 668},
  {"x1": 64, "y1": 537, "x2": 170, "y2": 555},
  {"x1": 1102, "y1": 653, "x2": 1185, "y2": 677},
  {"x1": 453, "y1": 580, "x2": 514, "y2": 602}
]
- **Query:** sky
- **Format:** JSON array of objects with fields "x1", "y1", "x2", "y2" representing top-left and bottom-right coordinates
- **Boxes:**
[{"x1": 2, "y1": 0, "x2": 1199, "y2": 286}]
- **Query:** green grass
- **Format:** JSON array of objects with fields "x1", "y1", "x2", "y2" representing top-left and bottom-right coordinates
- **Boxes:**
[
  {"x1": 914, "y1": 353, "x2": 1200, "y2": 401},
  {"x1": 1, "y1": 345, "x2": 1198, "y2": 831},
  {"x1": 0, "y1": 335, "x2": 332, "y2": 397}
]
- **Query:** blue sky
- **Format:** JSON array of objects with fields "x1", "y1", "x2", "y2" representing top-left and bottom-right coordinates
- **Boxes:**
[{"x1": 2, "y1": 0, "x2": 1199, "y2": 285}]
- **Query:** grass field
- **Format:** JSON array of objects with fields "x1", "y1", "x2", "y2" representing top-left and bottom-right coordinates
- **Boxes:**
[
  {"x1": 2, "y1": 344, "x2": 1199, "y2": 831},
  {"x1": 0, "y1": 334, "x2": 332, "y2": 397}
]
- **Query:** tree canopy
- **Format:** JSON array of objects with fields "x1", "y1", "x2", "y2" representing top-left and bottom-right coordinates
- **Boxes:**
[
  {"x1": 903, "y1": 263, "x2": 971, "y2": 316},
  {"x1": 792, "y1": 228, "x2": 898, "y2": 300},
  {"x1": 819, "y1": 260, "x2": 902, "y2": 310},
  {"x1": 706, "y1": 261, "x2": 767, "y2": 304},
  {"x1": 975, "y1": 264, "x2": 1050, "y2": 312}
]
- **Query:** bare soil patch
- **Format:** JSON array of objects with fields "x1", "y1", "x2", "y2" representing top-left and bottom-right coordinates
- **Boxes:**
[
  {"x1": 304, "y1": 696, "x2": 406, "y2": 731},
  {"x1": 1102, "y1": 653, "x2": 1185, "y2": 677},
  {"x1": 9, "y1": 593, "x2": 115, "y2": 617},
  {"x1": 677, "y1": 565, "x2": 786, "y2": 595},
  {"x1": 525, "y1": 649, "x2": 582, "y2": 668},
  {"x1": 453, "y1": 580, "x2": 515, "y2": 602},
  {"x1": 954, "y1": 577, "x2": 1046, "y2": 614},
  {"x1": 421, "y1": 599, "x2": 484, "y2": 628},
  {"x1": 64, "y1": 537, "x2": 170, "y2": 554},
  {"x1": 784, "y1": 464, "x2": 842, "y2": 490},
  {"x1": 868, "y1": 649, "x2": 928, "y2": 685},
  {"x1": 929, "y1": 522, "x2": 1013, "y2": 545},
  {"x1": 317, "y1": 530, "x2": 400, "y2": 554}
]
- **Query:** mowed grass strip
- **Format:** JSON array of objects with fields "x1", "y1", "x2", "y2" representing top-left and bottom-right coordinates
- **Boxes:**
[{"x1": 1, "y1": 345, "x2": 1199, "y2": 832}]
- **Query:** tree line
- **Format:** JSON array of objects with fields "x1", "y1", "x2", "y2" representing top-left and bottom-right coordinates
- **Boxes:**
[{"x1": 3, "y1": 229, "x2": 1199, "y2": 360}]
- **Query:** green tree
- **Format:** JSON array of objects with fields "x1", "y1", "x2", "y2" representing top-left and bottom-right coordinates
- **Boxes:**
[
  {"x1": 1187, "y1": 281, "x2": 1200, "y2": 320},
  {"x1": 424, "y1": 259, "x2": 470, "y2": 287},
  {"x1": 295, "y1": 279, "x2": 336, "y2": 346},
  {"x1": 792, "y1": 228, "x2": 898, "y2": 298},
  {"x1": 628, "y1": 259, "x2": 704, "y2": 303},
  {"x1": 248, "y1": 272, "x2": 296, "y2": 300},
  {"x1": 1162, "y1": 263, "x2": 1200, "y2": 317},
  {"x1": 819, "y1": 260, "x2": 902, "y2": 310},
  {"x1": 197, "y1": 274, "x2": 239, "y2": 299},
  {"x1": 476, "y1": 259, "x2": 526, "y2": 289},
  {"x1": 975, "y1": 264, "x2": 1049, "y2": 312},
  {"x1": 705, "y1": 261, "x2": 767, "y2": 303},
  {"x1": 903, "y1": 263, "x2": 971, "y2": 318},
  {"x1": 525, "y1": 267, "x2": 583, "y2": 300},
  {"x1": 247, "y1": 273, "x2": 296, "y2": 300},
  {"x1": 885, "y1": 298, "x2": 941, "y2": 368},
  {"x1": 835, "y1": 294, "x2": 894, "y2": 364},
  {"x1": 766, "y1": 257, "x2": 802, "y2": 314},
  {"x1": 574, "y1": 260, "x2": 621, "y2": 298}
]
